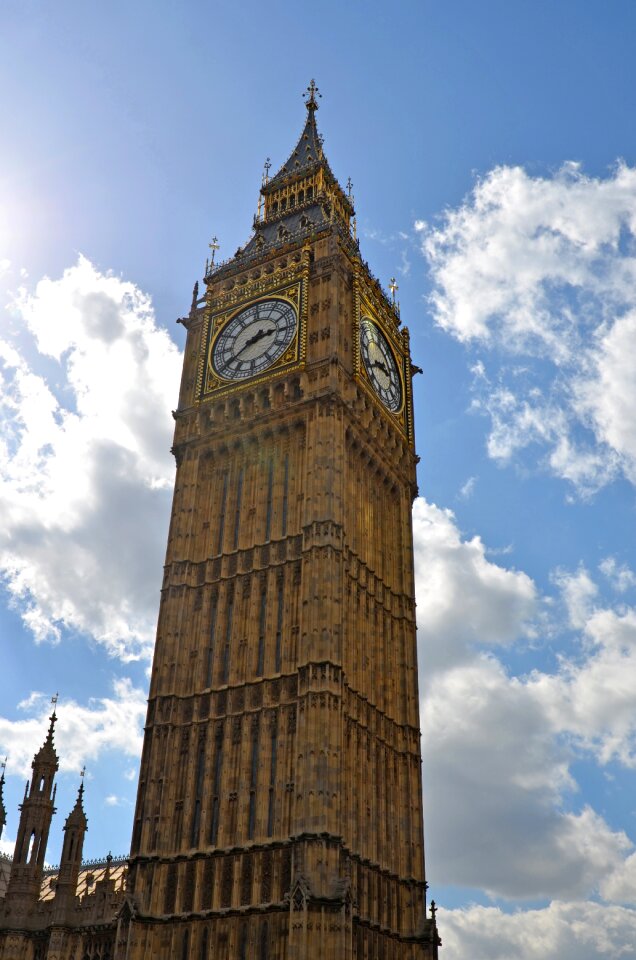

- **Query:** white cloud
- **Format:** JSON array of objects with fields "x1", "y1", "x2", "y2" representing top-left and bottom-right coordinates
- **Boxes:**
[
  {"x1": 458, "y1": 475, "x2": 477, "y2": 500},
  {"x1": 0, "y1": 837, "x2": 14, "y2": 857},
  {"x1": 439, "y1": 901, "x2": 636, "y2": 960},
  {"x1": 600, "y1": 557, "x2": 636, "y2": 594},
  {"x1": 414, "y1": 500, "x2": 636, "y2": 901},
  {"x1": 0, "y1": 256, "x2": 181, "y2": 658},
  {"x1": 0, "y1": 680, "x2": 147, "y2": 779},
  {"x1": 419, "y1": 162, "x2": 636, "y2": 493},
  {"x1": 413, "y1": 498, "x2": 537, "y2": 673}
]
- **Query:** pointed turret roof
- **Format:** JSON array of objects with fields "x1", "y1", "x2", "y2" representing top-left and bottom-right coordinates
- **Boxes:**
[
  {"x1": 33, "y1": 705, "x2": 60, "y2": 770},
  {"x1": 65, "y1": 777, "x2": 87, "y2": 830},
  {"x1": 206, "y1": 82, "x2": 356, "y2": 282},
  {"x1": 0, "y1": 757, "x2": 7, "y2": 836},
  {"x1": 266, "y1": 80, "x2": 325, "y2": 188}
]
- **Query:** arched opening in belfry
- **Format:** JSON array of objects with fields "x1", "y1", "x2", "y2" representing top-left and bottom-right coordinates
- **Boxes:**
[{"x1": 27, "y1": 830, "x2": 37, "y2": 863}]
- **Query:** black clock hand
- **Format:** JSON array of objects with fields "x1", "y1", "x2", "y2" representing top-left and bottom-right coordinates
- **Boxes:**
[
  {"x1": 231, "y1": 326, "x2": 276, "y2": 361},
  {"x1": 372, "y1": 359, "x2": 390, "y2": 378}
]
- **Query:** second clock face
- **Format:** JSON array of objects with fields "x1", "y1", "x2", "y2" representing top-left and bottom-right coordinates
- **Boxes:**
[
  {"x1": 212, "y1": 299, "x2": 298, "y2": 381},
  {"x1": 360, "y1": 317, "x2": 403, "y2": 412}
]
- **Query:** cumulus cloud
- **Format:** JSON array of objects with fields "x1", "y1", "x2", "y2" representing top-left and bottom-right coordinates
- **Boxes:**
[
  {"x1": 0, "y1": 681, "x2": 147, "y2": 779},
  {"x1": 439, "y1": 901, "x2": 636, "y2": 960},
  {"x1": 418, "y1": 162, "x2": 636, "y2": 493},
  {"x1": 0, "y1": 256, "x2": 181, "y2": 659},
  {"x1": 414, "y1": 500, "x2": 636, "y2": 901},
  {"x1": 413, "y1": 498, "x2": 537, "y2": 673}
]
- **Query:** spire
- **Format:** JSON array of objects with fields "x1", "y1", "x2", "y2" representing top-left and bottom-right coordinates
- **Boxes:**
[
  {"x1": 65, "y1": 769, "x2": 87, "y2": 828},
  {"x1": 33, "y1": 694, "x2": 60, "y2": 768},
  {"x1": 0, "y1": 756, "x2": 7, "y2": 840},
  {"x1": 56, "y1": 768, "x2": 88, "y2": 898},
  {"x1": 266, "y1": 81, "x2": 325, "y2": 188}
]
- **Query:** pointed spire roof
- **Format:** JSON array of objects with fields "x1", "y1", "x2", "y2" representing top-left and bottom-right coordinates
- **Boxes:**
[
  {"x1": 33, "y1": 700, "x2": 60, "y2": 770},
  {"x1": 0, "y1": 757, "x2": 7, "y2": 834},
  {"x1": 266, "y1": 80, "x2": 325, "y2": 188},
  {"x1": 65, "y1": 774, "x2": 87, "y2": 829}
]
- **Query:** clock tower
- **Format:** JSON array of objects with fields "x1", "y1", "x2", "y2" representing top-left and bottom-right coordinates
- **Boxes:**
[{"x1": 117, "y1": 83, "x2": 440, "y2": 960}]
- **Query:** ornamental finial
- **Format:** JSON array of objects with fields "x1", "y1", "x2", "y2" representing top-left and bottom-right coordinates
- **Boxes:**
[
  {"x1": 209, "y1": 236, "x2": 220, "y2": 266},
  {"x1": 389, "y1": 277, "x2": 399, "y2": 304},
  {"x1": 303, "y1": 79, "x2": 321, "y2": 111}
]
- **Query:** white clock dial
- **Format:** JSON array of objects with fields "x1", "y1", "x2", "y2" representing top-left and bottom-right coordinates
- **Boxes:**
[
  {"x1": 360, "y1": 317, "x2": 402, "y2": 412},
  {"x1": 212, "y1": 299, "x2": 297, "y2": 381}
]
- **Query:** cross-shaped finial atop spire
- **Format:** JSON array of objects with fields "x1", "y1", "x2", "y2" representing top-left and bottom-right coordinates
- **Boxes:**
[
  {"x1": 389, "y1": 277, "x2": 399, "y2": 303},
  {"x1": 1, "y1": 756, "x2": 7, "y2": 776},
  {"x1": 263, "y1": 157, "x2": 272, "y2": 184},
  {"x1": 303, "y1": 79, "x2": 321, "y2": 111},
  {"x1": 346, "y1": 177, "x2": 353, "y2": 198},
  {"x1": 209, "y1": 236, "x2": 220, "y2": 266},
  {"x1": 51, "y1": 692, "x2": 59, "y2": 707},
  {"x1": 80, "y1": 765, "x2": 86, "y2": 780}
]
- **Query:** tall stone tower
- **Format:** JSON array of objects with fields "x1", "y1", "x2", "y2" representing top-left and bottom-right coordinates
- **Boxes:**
[
  {"x1": 118, "y1": 83, "x2": 440, "y2": 960},
  {"x1": 5, "y1": 710, "x2": 58, "y2": 907}
]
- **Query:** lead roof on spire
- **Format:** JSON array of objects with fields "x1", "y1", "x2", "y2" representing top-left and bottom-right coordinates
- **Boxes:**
[
  {"x1": 265, "y1": 80, "x2": 325, "y2": 188},
  {"x1": 65, "y1": 775, "x2": 87, "y2": 828},
  {"x1": 33, "y1": 701, "x2": 60, "y2": 769},
  {"x1": 0, "y1": 757, "x2": 6, "y2": 827}
]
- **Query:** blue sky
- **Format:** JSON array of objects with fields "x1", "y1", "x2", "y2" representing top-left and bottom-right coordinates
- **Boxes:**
[{"x1": 2, "y1": 2, "x2": 636, "y2": 956}]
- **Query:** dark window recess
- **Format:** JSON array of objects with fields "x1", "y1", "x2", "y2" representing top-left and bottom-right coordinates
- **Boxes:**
[
  {"x1": 217, "y1": 471, "x2": 229, "y2": 554},
  {"x1": 256, "y1": 588, "x2": 267, "y2": 677},
  {"x1": 220, "y1": 592, "x2": 234, "y2": 684},
  {"x1": 248, "y1": 722, "x2": 260, "y2": 840},
  {"x1": 209, "y1": 728, "x2": 224, "y2": 845},
  {"x1": 239, "y1": 920, "x2": 249, "y2": 960},
  {"x1": 267, "y1": 722, "x2": 278, "y2": 837},
  {"x1": 274, "y1": 577, "x2": 284, "y2": 673},
  {"x1": 206, "y1": 596, "x2": 218, "y2": 687},
  {"x1": 260, "y1": 919, "x2": 269, "y2": 960},
  {"x1": 200, "y1": 926, "x2": 209, "y2": 960},
  {"x1": 265, "y1": 459, "x2": 274, "y2": 541},
  {"x1": 281, "y1": 455, "x2": 289, "y2": 536},
  {"x1": 190, "y1": 737, "x2": 206, "y2": 847},
  {"x1": 163, "y1": 863, "x2": 178, "y2": 914},
  {"x1": 233, "y1": 468, "x2": 244, "y2": 549}
]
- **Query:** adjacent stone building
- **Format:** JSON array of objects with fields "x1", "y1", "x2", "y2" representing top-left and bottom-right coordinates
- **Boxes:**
[{"x1": 0, "y1": 712, "x2": 126, "y2": 959}]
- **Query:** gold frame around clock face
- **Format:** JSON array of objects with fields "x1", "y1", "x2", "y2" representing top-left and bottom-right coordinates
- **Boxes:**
[
  {"x1": 200, "y1": 281, "x2": 304, "y2": 399},
  {"x1": 359, "y1": 317, "x2": 403, "y2": 413},
  {"x1": 211, "y1": 298, "x2": 298, "y2": 382}
]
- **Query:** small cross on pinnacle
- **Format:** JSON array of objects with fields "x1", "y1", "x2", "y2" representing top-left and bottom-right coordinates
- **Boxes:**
[
  {"x1": 346, "y1": 177, "x2": 353, "y2": 198},
  {"x1": 263, "y1": 157, "x2": 272, "y2": 184},
  {"x1": 303, "y1": 79, "x2": 321, "y2": 111},
  {"x1": 1, "y1": 756, "x2": 7, "y2": 776},
  {"x1": 80, "y1": 765, "x2": 86, "y2": 780},
  {"x1": 389, "y1": 277, "x2": 399, "y2": 303},
  {"x1": 51, "y1": 692, "x2": 59, "y2": 707},
  {"x1": 209, "y1": 236, "x2": 220, "y2": 266}
]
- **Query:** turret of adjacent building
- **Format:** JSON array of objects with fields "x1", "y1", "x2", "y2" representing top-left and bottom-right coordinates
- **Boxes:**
[
  {"x1": 5, "y1": 709, "x2": 59, "y2": 904},
  {"x1": 54, "y1": 777, "x2": 87, "y2": 903},
  {"x1": 0, "y1": 712, "x2": 127, "y2": 959},
  {"x1": 0, "y1": 760, "x2": 6, "y2": 842}
]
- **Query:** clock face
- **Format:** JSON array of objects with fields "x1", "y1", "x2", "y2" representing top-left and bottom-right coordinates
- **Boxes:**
[
  {"x1": 360, "y1": 317, "x2": 402, "y2": 412},
  {"x1": 212, "y1": 299, "x2": 298, "y2": 381}
]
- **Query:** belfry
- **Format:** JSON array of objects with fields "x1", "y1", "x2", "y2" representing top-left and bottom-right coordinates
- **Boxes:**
[{"x1": 118, "y1": 82, "x2": 440, "y2": 959}]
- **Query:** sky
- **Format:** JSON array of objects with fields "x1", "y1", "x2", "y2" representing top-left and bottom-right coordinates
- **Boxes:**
[{"x1": 1, "y1": 1, "x2": 636, "y2": 956}]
